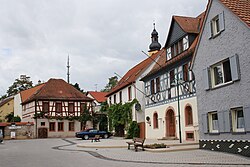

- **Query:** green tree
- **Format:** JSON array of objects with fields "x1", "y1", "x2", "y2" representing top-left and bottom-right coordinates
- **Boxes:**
[
  {"x1": 78, "y1": 104, "x2": 92, "y2": 130},
  {"x1": 7, "y1": 75, "x2": 33, "y2": 96},
  {"x1": 5, "y1": 112, "x2": 21, "y2": 122},
  {"x1": 71, "y1": 83, "x2": 84, "y2": 93},
  {"x1": 101, "y1": 76, "x2": 118, "y2": 92}
]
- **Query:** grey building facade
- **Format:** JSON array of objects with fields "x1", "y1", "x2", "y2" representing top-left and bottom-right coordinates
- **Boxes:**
[{"x1": 192, "y1": 0, "x2": 250, "y2": 157}]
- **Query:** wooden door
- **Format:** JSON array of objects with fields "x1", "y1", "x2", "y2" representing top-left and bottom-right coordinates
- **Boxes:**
[
  {"x1": 38, "y1": 128, "x2": 48, "y2": 138},
  {"x1": 166, "y1": 110, "x2": 176, "y2": 137}
]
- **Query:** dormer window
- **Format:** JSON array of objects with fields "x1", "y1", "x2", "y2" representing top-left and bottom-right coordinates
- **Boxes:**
[{"x1": 166, "y1": 35, "x2": 189, "y2": 61}]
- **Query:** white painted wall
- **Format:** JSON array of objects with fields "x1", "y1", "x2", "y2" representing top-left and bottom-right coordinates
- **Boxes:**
[
  {"x1": 14, "y1": 93, "x2": 22, "y2": 118},
  {"x1": 145, "y1": 96, "x2": 199, "y2": 142}
]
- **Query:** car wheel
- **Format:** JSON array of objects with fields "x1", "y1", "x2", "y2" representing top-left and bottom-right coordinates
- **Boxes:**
[
  {"x1": 104, "y1": 134, "x2": 108, "y2": 139},
  {"x1": 83, "y1": 135, "x2": 89, "y2": 140}
]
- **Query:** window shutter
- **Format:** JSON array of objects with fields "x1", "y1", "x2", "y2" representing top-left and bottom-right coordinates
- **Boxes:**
[
  {"x1": 208, "y1": 21, "x2": 213, "y2": 38},
  {"x1": 202, "y1": 113, "x2": 208, "y2": 133},
  {"x1": 229, "y1": 54, "x2": 240, "y2": 81},
  {"x1": 203, "y1": 67, "x2": 211, "y2": 90},
  {"x1": 243, "y1": 106, "x2": 250, "y2": 132},
  {"x1": 223, "y1": 110, "x2": 231, "y2": 132},
  {"x1": 218, "y1": 111, "x2": 224, "y2": 132},
  {"x1": 219, "y1": 12, "x2": 225, "y2": 32}
]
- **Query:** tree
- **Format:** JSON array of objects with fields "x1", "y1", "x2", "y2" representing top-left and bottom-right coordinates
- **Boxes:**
[
  {"x1": 71, "y1": 83, "x2": 84, "y2": 93},
  {"x1": 7, "y1": 75, "x2": 33, "y2": 96},
  {"x1": 101, "y1": 76, "x2": 118, "y2": 92},
  {"x1": 5, "y1": 112, "x2": 21, "y2": 122}
]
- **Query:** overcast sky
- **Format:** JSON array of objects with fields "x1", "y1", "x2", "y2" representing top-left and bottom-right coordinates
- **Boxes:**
[{"x1": 0, "y1": 0, "x2": 207, "y2": 96}]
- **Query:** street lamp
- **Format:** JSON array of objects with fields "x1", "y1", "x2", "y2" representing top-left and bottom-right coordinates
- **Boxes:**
[{"x1": 171, "y1": 74, "x2": 183, "y2": 143}]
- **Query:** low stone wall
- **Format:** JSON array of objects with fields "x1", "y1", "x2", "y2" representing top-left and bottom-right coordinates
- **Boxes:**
[
  {"x1": 2, "y1": 122, "x2": 34, "y2": 140},
  {"x1": 199, "y1": 140, "x2": 250, "y2": 157}
]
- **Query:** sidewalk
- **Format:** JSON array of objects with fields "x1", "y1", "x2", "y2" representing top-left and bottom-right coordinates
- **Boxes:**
[
  {"x1": 70, "y1": 137, "x2": 250, "y2": 165},
  {"x1": 77, "y1": 137, "x2": 199, "y2": 152}
]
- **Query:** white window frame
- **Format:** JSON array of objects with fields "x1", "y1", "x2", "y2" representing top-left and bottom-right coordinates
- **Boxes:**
[
  {"x1": 211, "y1": 15, "x2": 220, "y2": 36},
  {"x1": 210, "y1": 59, "x2": 232, "y2": 88},
  {"x1": 231, "y1": 108, "x2": 245, "y2": 132},
  {"x1": 167, "y1": 47, "x2": 171, "y2": 61},
  {"x1": 208, "y1": 112, "x2": 219, "y2": 133},
  {"x1": 183, "y1": 35, "x2": 189, "y2": 51}
]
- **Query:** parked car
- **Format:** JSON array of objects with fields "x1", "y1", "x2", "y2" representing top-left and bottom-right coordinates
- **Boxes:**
[
  {"x1": 0, "y1": 129, "x2": 3, "y2": 143},
  {"x1": 75, "y1": 129, "x2": 111, "y2": 140}
]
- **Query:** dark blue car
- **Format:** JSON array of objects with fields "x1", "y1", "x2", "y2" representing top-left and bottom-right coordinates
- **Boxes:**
[{"x1": 75, "y1": 129, "x2": 111, "y2": 140}]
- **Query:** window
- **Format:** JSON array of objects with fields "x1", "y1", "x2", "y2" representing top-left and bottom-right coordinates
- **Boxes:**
[
  {"x1": 153, "y1": 112, "x2": 158, "y2": 129},
  {"x1": 119, "y1": 91, "x2": 122, "y2": 103},
  {"x1": 203, "y1": 55, "x2": 240, "y2": 90},
  {"x1": 58, "y1": 122, "x2": 64, "y2": 131},
  {"x1": 68, "y1": 103, "x2": 74, "y2": 112},
  {"x1": 49, "y1": 122, "x2": 55, "y2": 131},
  {"x1": 178, "y1": 40, "x2": 184, "y2": 53},
  {"x1": 114, "y1": 94, "x2": 116, "y2": 104},
  {"x1": 56, "y1": 102, "x2": 62, "y2": 112},
  {"x1": 208, "y1": 112, "x2": 219, "y2": 133},
  {"x1": 209, "y1": 12, "x2": 225, "y2": 38},
  {"x1": 109, "y1": 97, "x2": 112, "y2": 105},
  {"x1": 183, "y1": 35, "x2": 189, "y2": 50},
  {"x1": 150, "y1": 79, "x2": 155, "y2": 94},
  {"x1": 156, "y1": 77, "x2": 160, "y2": 93},
  {"x1": 211, "y1": 59, "x2": 232, "y2": 87},
  {"x1": 231, "y1": 108, "x2": 245, "y2": 132},
  {"x1": 185, "y1": 106, "x2": 193, "y2": 126},
  {"x1": 128, "y1": 86, "x2": 132, "y2": 101},
  {"x1": 41, "y1": 122, "x2": 45, "y2": 126},
  {"x1": 167, "y1": 47, "x2": 171, "y2": 60},
  {"x1": 69, "y1": 122, "x2": 75, "y2": 131},
  {"x1": 43, "y1": 102, "x2": 49, "y2": 112},
  {"x1": 183, "y1": 64, "x2": 189, "y2": 82},
  {"x1": 170, "y1": 70, "x2": 175, "y2": 86},
  {"x1": 80, "y1": 103, "x2": 87, "y2": 112},
  {"x1": 186, "y1": 132, "x2": 194, "y2": 141}
]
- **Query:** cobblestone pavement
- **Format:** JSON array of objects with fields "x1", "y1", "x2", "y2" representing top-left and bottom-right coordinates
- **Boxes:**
[
  {"x1": 0, "y1": 138, "x2": 249, "y2": 167},
  {"x1": 62, "y1": 138, "x2": 250, "y2": 166}
]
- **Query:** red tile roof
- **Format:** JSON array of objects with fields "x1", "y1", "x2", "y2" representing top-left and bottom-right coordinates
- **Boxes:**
[
  {"x1": 106, "y1": 51, "x2": 163, "y2": 96},
  {"x1": 174, "y1": 16, "x2": 201, "y2": 34},
  {"x1": 0, "y1": 122, "x2": 34, "y2": 127},
  {"x1": 220, "y1": 0, "x2": 250, "y2": 27},
  {"x1": 22, "y1": 79, "x2": 93, "y2": 104},
  {"x1": 87, "y1": 91, "x2": 108, "y2": 103},
  {"x1": 20, "y1": 84, "x2": 45, "y2": 103}
]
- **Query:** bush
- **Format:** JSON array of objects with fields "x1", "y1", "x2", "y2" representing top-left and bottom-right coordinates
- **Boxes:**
[
  {"x1": 127, "y1": 121, "x2": 140, "y2": 139},
  {"x1": 144, "y1": 143, "x2": 167, "y2": 149}
]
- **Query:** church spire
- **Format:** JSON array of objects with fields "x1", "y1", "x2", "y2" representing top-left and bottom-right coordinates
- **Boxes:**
[
  {"x1": 67, "y1": 54, "x2": 70, "y2": 83},
  {"x1": 149, "y1": 22, "x2": 161, "y2": 53}
]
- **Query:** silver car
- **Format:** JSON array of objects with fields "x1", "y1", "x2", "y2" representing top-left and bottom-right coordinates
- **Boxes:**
[{"x1": 0, "y1": 129, "x2": 3, "y2": 143}]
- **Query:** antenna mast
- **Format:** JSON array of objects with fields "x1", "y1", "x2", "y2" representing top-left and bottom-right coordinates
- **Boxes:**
[{"x1": 67, "y1": 54, "x2": 70, "y2": 83}]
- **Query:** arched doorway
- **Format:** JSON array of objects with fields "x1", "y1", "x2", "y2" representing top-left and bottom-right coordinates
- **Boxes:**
[{"x1": 166, "y1": 109, "x2": 176, "y2": 137}]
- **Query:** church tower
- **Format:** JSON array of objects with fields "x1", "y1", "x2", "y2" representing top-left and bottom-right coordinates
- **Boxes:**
[{"x1": 148, "y1": 23, "x2": 161, "y2": 56}]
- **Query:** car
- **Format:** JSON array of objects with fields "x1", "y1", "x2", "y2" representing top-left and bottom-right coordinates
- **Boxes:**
[
  {"x1": 75, "y1": 129, "x2": 111, "y2": 140},
  {"x1": 0, "y1": 129, "x2": 3, "y2": 143}
]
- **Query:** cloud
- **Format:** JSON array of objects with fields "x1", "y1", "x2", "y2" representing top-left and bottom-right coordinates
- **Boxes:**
[{"x1": 0, "y1": 0, "x2": 207, "y2": 95}]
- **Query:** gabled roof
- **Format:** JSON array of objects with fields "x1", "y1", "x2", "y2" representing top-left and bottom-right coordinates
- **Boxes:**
[
  {"x1": 191, "y1": 0, "x2": 249, "y2": 69},
  {"x1": 0, "y1": 96, "x2": 14, "y2": 107},
  {"x1": 20, "y1": 84, "x2": 45, "y2": 103},
  {"x1": 106, "y1": 51, "x2": 163, "y2": 96},
  {"x1": 165, "y1": 13, "x2": 204, "y2": 47},
  {"x1": 142, "y1": 12, "x2": 205, "y2": 81},
  {"x1": 220, "y1": 0, "x2": 250, "y2": 27},
  {"x1": 86, "y1": 91, "x2": 108, "y2": 103},
  {"x1": 22, "y1": 79, "x2": 92, "y2": 104}
]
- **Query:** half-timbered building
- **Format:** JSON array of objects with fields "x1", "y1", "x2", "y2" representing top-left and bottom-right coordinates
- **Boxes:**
[
  {"x1": 141, "y1": 13, "x2": 204, "y2": 142},
  {"x1": 21, "y1": 78, "x2": 93, "y2": 138}
]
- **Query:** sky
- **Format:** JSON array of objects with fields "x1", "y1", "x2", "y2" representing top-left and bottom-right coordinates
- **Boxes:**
[{"x1": 0, "y1": 0, "x2": 207, "y2": 96}]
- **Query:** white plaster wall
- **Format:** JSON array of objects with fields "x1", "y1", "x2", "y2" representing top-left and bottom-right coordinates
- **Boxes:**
[
  {"x1": 14, "y1": 93, "x2": 22, "y2": 118},
  {"x1": 145, "y1": 96, "x2": 199, "y2": 142}
]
